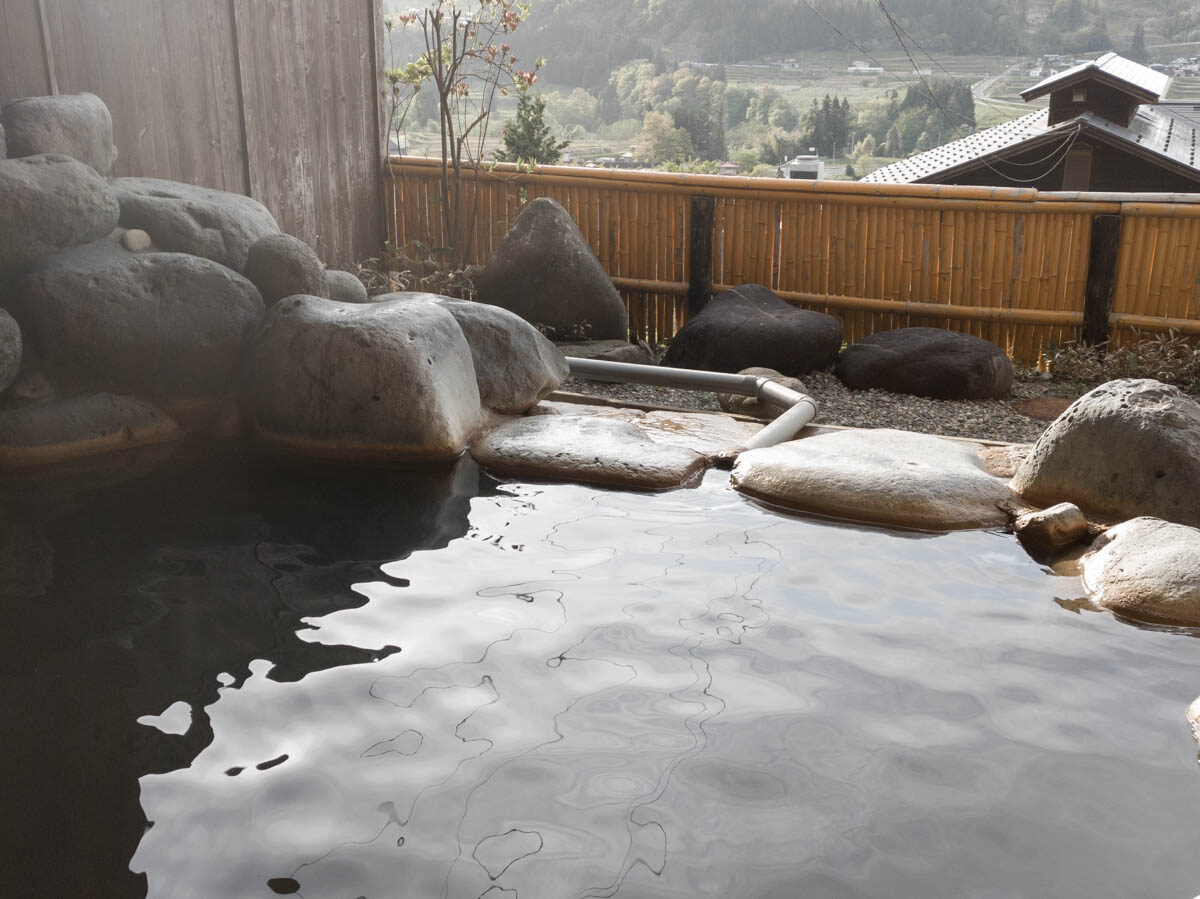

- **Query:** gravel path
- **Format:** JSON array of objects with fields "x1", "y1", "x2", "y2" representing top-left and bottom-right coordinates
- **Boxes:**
[{"x1": 559, "y1": 371, "x2": 1054, "y2": 445}]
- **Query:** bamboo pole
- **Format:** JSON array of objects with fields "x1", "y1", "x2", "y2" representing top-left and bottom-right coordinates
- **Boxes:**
[
  {"x1": 1145, "y1": 220, "x2": 1169, "y2": 319},
  {"x1": 1045, "y1": 215, "x2": 1067, "y2": 342},
  {"x1": 662, "y1": 191, "x2": 676, "y2": 337},
  {"x1": 1109, "y1": 312, "x2": 1200, "y2": 334},
  {"x1": 728, "y1": 198, "x2": 744, "y2": 286},
  {"x1": 610, "y1": 277, "x2": 1084, "y2": 324},
  {"x1": 386, "y1": 161, "x2": 1121, "y2": 212},
  {"x1": 1125, "y1": 216, "x2": 1152, "y2": 319},
  {"x1": 1160, "y1": 218, "x2": 1197, "y2": 321}
]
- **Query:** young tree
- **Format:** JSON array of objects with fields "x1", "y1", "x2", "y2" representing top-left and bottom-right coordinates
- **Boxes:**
[
  {"x1": 769, "y1": 99, "x2": 798, "y2": 131},
  {"x1": 882, "y1": 125, "x2": 902, "y2": 157},
  {"x1": 638, "y1": 110, "x2": 694, "y2": 163},
  {"x1": 387, "y1": 1, "x2": 541, "y2": 267},
  {"x1": 494, "y1": 87, "x2": 568, "y2": 163}
]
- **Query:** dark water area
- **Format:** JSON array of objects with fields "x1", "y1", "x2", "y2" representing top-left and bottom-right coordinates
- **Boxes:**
[{"x1": 1, "y1": 443, "x2": 1199, "y2": 898}]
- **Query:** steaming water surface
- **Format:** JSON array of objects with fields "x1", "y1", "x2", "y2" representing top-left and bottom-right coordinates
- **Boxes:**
[{"x1": 2, "y1": 445, "x2": 1198, "y2": 897}]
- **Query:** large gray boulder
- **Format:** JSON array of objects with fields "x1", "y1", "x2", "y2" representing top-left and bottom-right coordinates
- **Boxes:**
[
  {"x1": 1080, "y1": 517, "x2": 1200, "y2": 626},
  {"x1": 326, "y1": 269, "x2": 369, "y2": 304},
  {"x1": 0, "y1": 120, "x2": 6, "y2": 157},
  {"x1": 0, "y1": 308, "x2": 22, "y2": 394},
  {"x1": 243, "y1": 295, "x2": 482, "y2": 461},
  {"x1": 473, "y1": 415, "x2": 707, "y2": 490},
  {"x1": 662, "y1": 284, "x2": 842, "y2": 376},
  {"x1": 370, "y1": 291, "x2": 568, "y2": 413},
  {"x1": 430, "y1": 296, "x2": 568, "y2": 413},
  {"x1": 0, "y1": 154, "x2": 119, "y2": 271},
  {"x1": 112, "y1": 177, "x2": 279, "y2": 271},
  {"x1": 474, "y1": 197, "x2": 628, "y2": 340},
  {"x1": 835, "y1": 327, "x2": 1013, "y2": 399},
  {"x1": 0, "y1": 92, "x2": 117, "y2": 175},
  {"x1": 1011, "y1": 379, "x2": 1200, "y2": 527},
  {"x1": 731, "y1": 428, "x2": 1017, "y2": 530},
  {"x1": 244, "y1": 233, "x2": 329, "y2": 306},
  {"x1": 12, "y1": 235, "x2": 264, "y2": 401},
  {"x1": 0, "y1": 393, "x2": 180, "y2": 468}
]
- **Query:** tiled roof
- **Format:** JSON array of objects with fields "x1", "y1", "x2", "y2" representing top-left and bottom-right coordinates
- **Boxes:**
[
  {"x1": 862, "y1": 111, "x2": 1049, "y2": 183},
  {"x1": 1079, "y1": 105, "x2": 1200, "y2": 169},
  {"x1": 862, "y1": 103, "x2": 1200, "y2": 184},
  {"x1": 1021, "y1": 51, "x2": 1170, "y2": 102}
]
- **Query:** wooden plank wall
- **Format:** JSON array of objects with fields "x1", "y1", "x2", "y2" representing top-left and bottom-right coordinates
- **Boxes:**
[
  {"x1": 0, "y1": 0, "x2": 384, "y2": 267},
  {"x1": 235, "y1": 0, "x2": 383, "y2": 265}
]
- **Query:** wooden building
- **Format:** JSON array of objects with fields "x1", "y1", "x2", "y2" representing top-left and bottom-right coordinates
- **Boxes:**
[{"x1": 864, "y1": 53, "x2": 1200, "y2": 193}]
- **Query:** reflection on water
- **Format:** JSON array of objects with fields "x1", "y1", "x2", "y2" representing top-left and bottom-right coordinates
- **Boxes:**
[
  {"x1": 2, "y1": 445, "x2": 1199, "y2": 898},
  {"x1": 0, "y1": 443, "x2": 481, "y2": 896}
]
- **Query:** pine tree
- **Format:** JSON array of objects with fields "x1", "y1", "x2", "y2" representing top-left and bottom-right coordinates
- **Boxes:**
[
  {"x1": 1129, "y1": 24, "x2": 1148, "y2": 64},
  {"x1": 494, "y1": 88, "x2": 568, "y2": 165}
]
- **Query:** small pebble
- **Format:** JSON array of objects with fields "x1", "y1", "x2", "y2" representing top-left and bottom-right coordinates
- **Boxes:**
[{"x1": 122, "y1": 229, "x2": 152, "y2": 252}]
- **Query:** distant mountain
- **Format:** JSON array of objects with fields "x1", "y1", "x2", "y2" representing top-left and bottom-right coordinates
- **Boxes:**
[
  {"x1": 508, "y1": 0, "x2": 1180, "y2": 88},
  {"x1": 511, "y1": 0, "x2": 1021, "y2": 86},
  {"x1": 382, "y1": 0, "x2": 1189, "y2": 93}
]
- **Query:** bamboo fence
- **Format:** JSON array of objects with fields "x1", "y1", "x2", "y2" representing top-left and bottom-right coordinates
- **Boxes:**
[{"x1": 384, "y1": 159, "x2": 1200, "y2": 364}]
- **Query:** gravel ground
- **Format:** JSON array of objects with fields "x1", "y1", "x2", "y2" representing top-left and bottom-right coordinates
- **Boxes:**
[{"x1": 559, "y1": 371, "x2": 1059, "y2": 444}]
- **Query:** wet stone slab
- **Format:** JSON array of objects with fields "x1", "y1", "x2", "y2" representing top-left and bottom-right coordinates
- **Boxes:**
[
  {"x1": 730, "y1": 427, "x2": 1018, "y2": 531},
  {"x1": 534, "y1": 401, "x2": 761, "y2": 456},
  {"x1": 471, "y1": 414, "x2": 709, "y2": 491}
]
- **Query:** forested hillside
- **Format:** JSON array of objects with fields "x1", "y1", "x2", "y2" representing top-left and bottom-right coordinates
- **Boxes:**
[
  {"x1": 384, "y1": 0, "x2": 1198, "y2": 177},
  {"x1": 508, "y1": 0, "x2": 1180, "y2": 88}
]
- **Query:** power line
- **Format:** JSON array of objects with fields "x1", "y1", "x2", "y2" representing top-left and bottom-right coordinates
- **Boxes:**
[
  {"x1": 872, "y1": 0, "x2": 972, "y2": 137},
  {"x1": 976, "y1": 124, "x2": 1082, "y2": 184},
  {"x1": 872, "y1": 0, "x2": 1015, "y2": 120},
  {"x1": 795, "y1": 0, "x2": 959, "y2": 116},
  {"x1": 871, "y1": 0, "x2": 1076, "y2": 186},
  {"x1": 796, "y1": 0, "x2": 976, "y2": 129}
]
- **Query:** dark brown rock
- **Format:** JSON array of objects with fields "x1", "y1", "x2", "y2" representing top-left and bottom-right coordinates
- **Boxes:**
[
  {"x1": 835, "y1": 327, "x2": 1013, "y2": 399},
  {"x1": 475, "y1": 197, "x2": 628, "y2": 340},
  {"x1": 555, "y1": 339, "x2": 654, "y2": 366},
  {"x1": 661, "y1": 284, "x2": 842, "y2": 376}
]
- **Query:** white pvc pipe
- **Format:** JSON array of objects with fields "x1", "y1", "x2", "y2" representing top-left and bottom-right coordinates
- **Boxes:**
[{"x1": 564, "y1": 357, "x2": 818, "y2": 448}]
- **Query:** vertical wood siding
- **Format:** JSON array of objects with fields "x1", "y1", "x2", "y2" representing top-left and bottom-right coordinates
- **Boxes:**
[{"x1": 0, "y1": 0, "x2": 384, "y2": 266}]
